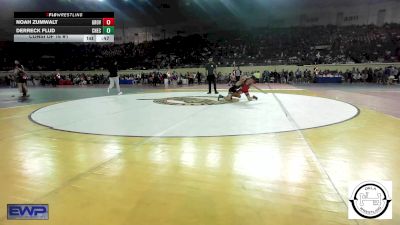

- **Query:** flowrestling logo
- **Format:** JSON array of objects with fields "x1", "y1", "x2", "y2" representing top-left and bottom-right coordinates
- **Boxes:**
[
  {"x1": 348, "y1": 181, "x2": 392, "y2": 219},
  {"x1": 7, "y1": 204, "x2": 49, "y2": 220}
]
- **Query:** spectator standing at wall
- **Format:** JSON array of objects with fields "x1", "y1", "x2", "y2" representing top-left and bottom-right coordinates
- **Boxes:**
[
  {"x1": 152, "y1": 73, "x2": 158, "y2": 86},
  {"x1": 197, "y1": 72, "x2": 202, "y2": 84},
  {"x1": 295, "y1": 69, "x2": 302, "y2": 83},
  {"x1": 190, "y1": 73, "x2": 196, "y2": 85},
  {"x1": 234, "y1": 66, "x2": 241, "y2": 82},
  {"x1": 228, "y1": 71, "x2": 236, "y2": 86},
  {"x1": 346, "y1": 69, "x2": 353, "y2": 83},
  {"x1": 30, "y1": 75, "x2": 35, "y2": 86},
  {"x1": 262, "y1": 70, "x2": 270, "y2": 83},
  {"x1": 383, "y1": 67, "x2": 390, "y2": 85}
]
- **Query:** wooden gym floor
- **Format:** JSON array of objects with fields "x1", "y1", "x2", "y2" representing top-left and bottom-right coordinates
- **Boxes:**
[{"x1": 0, "y1": 84, "x2": 399, "y2": 225}]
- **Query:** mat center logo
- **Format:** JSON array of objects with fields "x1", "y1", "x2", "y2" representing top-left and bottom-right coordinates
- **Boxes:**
[
  {"x1": 153, "y1": 96, "x2": 238, "y2": 106},
  {"x1": 348, "y1": 181, "x2": 392, "y2": 219}
]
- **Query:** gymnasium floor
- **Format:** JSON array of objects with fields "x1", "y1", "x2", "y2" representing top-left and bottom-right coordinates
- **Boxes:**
[{"x1": 0, "y1": 83, "x2": 399, "y2": 225}]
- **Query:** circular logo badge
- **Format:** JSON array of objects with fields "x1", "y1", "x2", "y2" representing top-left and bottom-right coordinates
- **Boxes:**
[
  {"x1": 349, "y1": 181, "x2": 391, "y2": 219},
  {"x1": 153, "y1": 96, "x2": 238, "y2": 106}
]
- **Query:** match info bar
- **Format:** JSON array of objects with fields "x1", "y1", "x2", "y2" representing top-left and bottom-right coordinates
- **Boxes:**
[
  {"x1": 14, "y1": 12, "x2": 114, "y2": 43},
  {"x1": 14, "y1": 34, "x2": 114, "y2": 43}
]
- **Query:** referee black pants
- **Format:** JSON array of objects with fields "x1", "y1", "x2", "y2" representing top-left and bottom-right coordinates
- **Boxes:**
[{"x1": 207, "y1": 75, "x2": 217, "y2": 93}]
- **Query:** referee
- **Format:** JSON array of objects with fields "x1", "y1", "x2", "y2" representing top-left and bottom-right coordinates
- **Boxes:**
[
  {"x1": 205, "y1": 57, "x2": 219, "y2": 94},
  {"x1": 107, "y1": 60, "x2": 122, "y2": 95},
  {"x1": 14, "y1": 60, "x2": 29, "y2": 97}
]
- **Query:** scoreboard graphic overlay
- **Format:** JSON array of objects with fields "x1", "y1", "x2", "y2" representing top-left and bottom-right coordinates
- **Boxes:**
[{"x1": 14, "y1": 12, "x2": 114, "y2": 43}]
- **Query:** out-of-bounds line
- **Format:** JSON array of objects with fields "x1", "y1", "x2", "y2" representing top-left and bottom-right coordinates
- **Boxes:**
[{"x1": 265, "y1": 84, "x2": 359, "y2": 225}]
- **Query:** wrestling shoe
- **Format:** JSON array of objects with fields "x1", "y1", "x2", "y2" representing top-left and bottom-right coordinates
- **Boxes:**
[
  {"x1": 217, "y1": 94, "x2": 224, "y2": 101},
  {"x1": 215, "y1": 91, "x2": 219, "y2": 94},
  {"x1": 252, "y1": 95, "x2": 258, "y2": 100},
  {"x1": 118, "y1": 92, "x2": 123, "y2": 95},
  {"x1": 207, "y1": 92, "x2": 211, "y2": 94}
]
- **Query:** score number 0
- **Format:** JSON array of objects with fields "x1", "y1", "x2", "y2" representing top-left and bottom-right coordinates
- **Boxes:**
[{"x1": 102, "y1": 18, "x2": 115, "y2": 26}]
